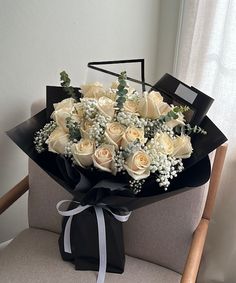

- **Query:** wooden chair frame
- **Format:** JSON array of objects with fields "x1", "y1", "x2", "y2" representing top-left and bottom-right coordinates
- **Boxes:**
[{"x1": 0, "y1": 144, "x2": 228, "y2": 283}]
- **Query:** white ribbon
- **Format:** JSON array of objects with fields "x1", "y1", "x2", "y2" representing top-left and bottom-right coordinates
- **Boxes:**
[{"x1": 56, "y1": 200, "x2": 131, "y2": 283}]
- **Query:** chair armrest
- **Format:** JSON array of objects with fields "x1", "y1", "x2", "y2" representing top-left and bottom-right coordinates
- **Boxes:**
[
  {"x1": 181, "y1": 218, "x2": 209, "y2": 283},
  {"x1": 0, "y1": 176, "x2": 29, "y2": 215},
  {"x1": 181, "y1": 143, "x2": 227, "y2": 282},
  {"x1": 203, "y1": 143, "x2": 228, "y2": 220}
]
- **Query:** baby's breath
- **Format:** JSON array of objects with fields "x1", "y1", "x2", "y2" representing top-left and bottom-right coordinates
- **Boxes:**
[
  {"x1": 64, "y1": 141, "x2": 74, "y2": 158},
  {"x1": 114, "y1": 150, "x2": 125, "y2": 172},
  {"x1": 81, "y1": 98, "x2": 98, "y2": 120},
  {"x1": 145, "y1": 119, "x2": 174, "y2": 139},
  {"x1": 146, "y1": 146, "x2": 184, "y2": 190},
  {"x1": 129, "y1": 179, "x2": 145, "y2": 194},
  {"x1": 89, "y1": 114, "x2": 110, "y2": 146},
  {"x1": 34, "y1": 121, "x2": 57, "y2": 153},
  {"x1": 116, "y1": 111, "x2": 147, "y2": 128}
]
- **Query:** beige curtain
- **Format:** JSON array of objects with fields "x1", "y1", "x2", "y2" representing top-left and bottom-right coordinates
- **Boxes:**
[{"x1": 174, "y1": 0, "x2": 236, "y2": 282}]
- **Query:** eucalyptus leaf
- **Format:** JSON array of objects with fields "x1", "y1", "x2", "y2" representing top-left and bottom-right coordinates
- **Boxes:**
[
  {"x1": 116, "y1": 71, "x2": 128, "y2": 109},
  {"x1": 60, "y1": 70, "x2": 79, "y2": 101}
]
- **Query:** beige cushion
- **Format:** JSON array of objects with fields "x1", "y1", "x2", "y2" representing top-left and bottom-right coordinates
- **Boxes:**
[
  {"x1": 28, "y1": 159, "x2": 72, "y2": 234},
  {"x1": 0, "y1": 228, "x2": 181, "y2": 283},
  {"x1": 123, "y1": 185, "x2": 208, "y2": 273}
]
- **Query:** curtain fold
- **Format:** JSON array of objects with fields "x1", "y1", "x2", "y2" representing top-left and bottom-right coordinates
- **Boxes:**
[{"x1": 174, "y1": 1, "x2": 236, "y2": 282}]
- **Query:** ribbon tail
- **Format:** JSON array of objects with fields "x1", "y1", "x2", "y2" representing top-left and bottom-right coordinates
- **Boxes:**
[
  {"x1": 64, "y1": 215, "x2": 73, "y2": 253},
  {"x1": 57, "y1": 200, "x2": 91, "y2": 254},
  {"x1": 95, "y1": 207, "x2": 107, "y2": 283}
]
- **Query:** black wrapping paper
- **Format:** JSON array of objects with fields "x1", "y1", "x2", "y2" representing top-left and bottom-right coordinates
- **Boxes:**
[{"x1": 152, "y1": 73, "x2": 214, "y2": 125}]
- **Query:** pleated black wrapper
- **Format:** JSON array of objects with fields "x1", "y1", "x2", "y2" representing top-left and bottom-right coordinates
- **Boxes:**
[
  {"x1": 7, "y1": 84, "x2": 227, "y2": 274},
  {"x1": 58, "y1": 203, "x2": 125, "y2": 273}
]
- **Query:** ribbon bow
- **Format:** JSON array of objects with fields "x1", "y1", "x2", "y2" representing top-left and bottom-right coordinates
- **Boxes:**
[{"x1": 57, "y1": 200, "x2": 131, "y2": 283}]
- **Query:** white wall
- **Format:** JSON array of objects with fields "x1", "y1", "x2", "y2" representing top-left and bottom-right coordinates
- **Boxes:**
[
  {"x1": 0, "y1": 0, "x2": 163, "y2": 242},
  {"x1": 156, "y1": 0, "x2": 181, "y2": 80}
]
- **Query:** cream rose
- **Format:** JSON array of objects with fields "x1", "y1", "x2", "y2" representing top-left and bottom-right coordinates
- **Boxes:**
[
  {"x1": 123, "y1": 100, "x2": 138, "y2": 113},
  {"x1": 46, "y1": 127, "x2": 69, "y2": 154},
  {"x1": 172, "y1": 135, "x2": 193, "y2": 159},
  {"x1": 80, "y1": 82, "x2": 106, "y2": 99},
  {"x1": 92, "y1": 144, "x2": 115, "y2": 173},
  {"x1": 51, "y1": 109, "x2": 70, "y2": 132},
  {"x1": 105, "y1": 90, "x2": 117, "y2": 101},
  {"x1": 138, "y1": 91, "x2": 171, "y2": 119},
  {"x1": 124, "y1": 150, "x2": 151, "y2": 180},
  {"x1": 52, "y1": 109, "x2": 80, "y2": 132},
  {"x1": 73, "y1": 103, "x2": 85, "y2": 120},
  {"x1": 126, "y1": 86, "x2": 137, "y2": 97},
  {"x1": 80, "y1": 120, "x2": 93, "y2": 139},
  {"x1": 71, "y1": 139, "x2": 95, "y2": 168},
  {"x1": 165, "y1": 112, "x2": 185, "y2": 129},
  {"x1": 51, "y1": 98, "x2": 77, "y2": 131},
  {"x1": 111, "y1": 81, "x2": 119, "y2": 89},
  {"x1": 97, "y1": 97, "x2": 115, "y2": 119},
  {"x1": 121, "y1": 126, "x2": 146, "y2": 149},
  {"x1": 153, "y1": 132, "x2": 174, "y2": 155},
  {"x1": 105, "y1": 122, "x2": 126, "y2": 148},
  {"x1": 53, "y1": 98, "x2": 75, "y2": 111}
]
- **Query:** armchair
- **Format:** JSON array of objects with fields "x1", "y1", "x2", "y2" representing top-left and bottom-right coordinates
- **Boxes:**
[{"x1": 0, "y1": 100, "x2": 227, "y2": 283}]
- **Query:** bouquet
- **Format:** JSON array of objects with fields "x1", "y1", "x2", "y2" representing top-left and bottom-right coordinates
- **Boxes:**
[
  {"x1": 34, "y1": 71, "x2": 206, "y2": 193},
  {"x1": 7, "y1": 60, "x2": 227, "y2": 283}
]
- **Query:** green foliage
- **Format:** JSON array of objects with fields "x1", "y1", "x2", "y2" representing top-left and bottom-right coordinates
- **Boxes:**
[
  {"x1": 172, "y1": 105, "x2": 190, "y2": 113},
  {"x1": 116, "y1": 71, "x2": 128, "y2": 109},
  {"x1": 174, "y1": 124, "x2": 207, "y2": 135},
  {"x1": 122, "y1": 139, "x2": 141, "y2": 159},
  {"x1": 60, "y1": 71, "x2": 78, "y2": 100},
  {"x1": 66, "y1": 117, "x2": 81, "y2": 141},
  {"x1": 158, "y1": 105, "x2": 189, "y2": 124},
  {"x1": 159, "y1": 110, "x2": 178, "y2": 124},
  {"x1": 60, "y1": 71, "x2": 71, "y2": 87}
]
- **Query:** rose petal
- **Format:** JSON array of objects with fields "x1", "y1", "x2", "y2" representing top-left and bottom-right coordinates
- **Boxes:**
[
  {"x1": 76, "y1": 153, "x2": 93, "y2": 167},
  {"x1": 124, "y1": 164, "x2": 150, "y2": 180},
  {"x1": 92, "y1": 155, "x2": 112, "y2": 173},
  {"x1": 104, "y1": 132, "x2": 119, "y2": 149}
]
